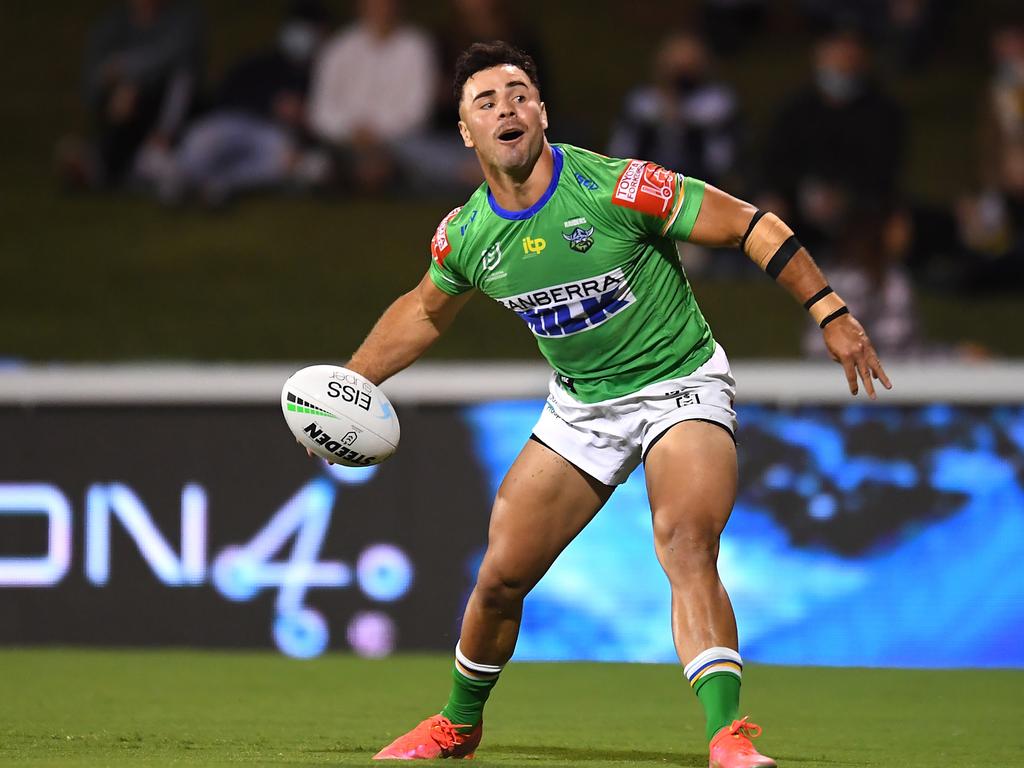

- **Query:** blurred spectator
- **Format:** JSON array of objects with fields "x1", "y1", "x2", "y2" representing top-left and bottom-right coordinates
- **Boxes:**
[
  {"x1": 59, "y1": 0, "x2": 204, "y2": 189},
  {"x1": 150, "y1": 0, "x2": 332, "y2": 206},
  {"x1": 803, "y1": 203, "x2": 989, "y2": 359},
  {"x1": 882, "y1": 0, "x2": 944, "y2": 73},
  {"x1": 954, "y1": 20, "x2": 1024, "y2": 292},
  {"x1": 308, "y1": 0, "x2": 438, "y2": 193},
  {"x1": 799, "y1": 0, "x2": 944, "y2": 73},
  {"x1": 701, "y1": 0, "x2": 766, "y2": 56},
  {"x1": 608, "y1": 31, "x2": 740, "y2": 188},
  {"x1": 802, "y1": 204, "x2": 925, "y2": 359},
  {"x1": 889, "y1": 202, "x2": 964, "y2": 288},
  {"x1": 759, "y1": 27, "x2": 905, "y2": 256}
]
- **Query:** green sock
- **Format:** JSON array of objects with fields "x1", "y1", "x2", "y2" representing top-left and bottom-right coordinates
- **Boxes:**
[
  {"x1": 439, "y1": 665, "x2": 498, "y2": 732},
  {"x1": 694, "y1": 672, "x2": 741, "y2": 742}
]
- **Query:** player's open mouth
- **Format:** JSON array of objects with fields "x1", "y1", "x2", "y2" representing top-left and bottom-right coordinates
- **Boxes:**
[{"x1": 498, "y1": 128, "x2": 525, "y2": 143}]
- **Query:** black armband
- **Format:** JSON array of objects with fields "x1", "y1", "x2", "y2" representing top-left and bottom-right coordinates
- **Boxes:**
[
  {"x1": 739, "y1": 210, "x2": 765, "y2": 252},
  {"x1": 765, "y1": 235, "x2": 803, "y2": 279},
  {"x1": 742, "y1": 210, "x2": 802, "y2": 279}
]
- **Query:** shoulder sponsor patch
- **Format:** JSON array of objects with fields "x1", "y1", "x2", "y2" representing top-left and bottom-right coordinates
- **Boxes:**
[
  {"x1": 430, "y1": 206, "x2": 463, "y2": 265},
  {"x1": 611, "y1": 160, "x2": 677, "y2": 219}
]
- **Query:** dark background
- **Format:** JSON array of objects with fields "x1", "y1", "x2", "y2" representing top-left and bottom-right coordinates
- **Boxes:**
[{"x1": 0, "y1": 0, "x2": 1020, "y2": 362}]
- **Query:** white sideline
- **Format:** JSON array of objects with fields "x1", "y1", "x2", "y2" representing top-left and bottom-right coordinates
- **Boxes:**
[{"x1": 0, "y1": 360, "x2": 1021, "y2": 405}]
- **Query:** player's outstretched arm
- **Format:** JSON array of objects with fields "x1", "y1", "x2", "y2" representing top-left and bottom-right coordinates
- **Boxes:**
[
  {"x1": 687, "y1": 184, "x2": 893, "y2": 399},
  {"x1": 346, "y1": 272, "x2": 473, "y2": 385}
]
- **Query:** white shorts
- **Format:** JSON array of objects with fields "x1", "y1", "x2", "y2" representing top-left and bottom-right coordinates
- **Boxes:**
[{"x1": 531, "y1": 343, "x2": 737, "y2": 486}]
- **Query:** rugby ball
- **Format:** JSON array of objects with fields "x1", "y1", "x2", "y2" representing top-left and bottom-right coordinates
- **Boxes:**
[{"x1": 281, "y1": 365, "x2": 400, "y2": 466}]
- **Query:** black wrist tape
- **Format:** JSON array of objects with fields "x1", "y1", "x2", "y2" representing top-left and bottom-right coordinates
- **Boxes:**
[
  {"x1": 803, "y1": 285, "x2": 834, "y2": 310},
  {"x1": 819, "y1": 306, "x2": 850, "y2": 329}
]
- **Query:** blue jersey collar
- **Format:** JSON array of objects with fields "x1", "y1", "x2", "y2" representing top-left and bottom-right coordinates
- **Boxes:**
[{"x1": 486, "y1": 144, "x2": 563, "y2": 220}]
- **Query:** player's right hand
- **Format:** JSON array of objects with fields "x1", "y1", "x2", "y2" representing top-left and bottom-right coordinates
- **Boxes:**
[{"x1": 822, "y1": 313, "x2": 892, "y2": 399}]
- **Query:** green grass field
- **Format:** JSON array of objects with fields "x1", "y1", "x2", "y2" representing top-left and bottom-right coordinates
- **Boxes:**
[{"x1": 1, "y1": 650, "x2": 1020, "y2": 767}]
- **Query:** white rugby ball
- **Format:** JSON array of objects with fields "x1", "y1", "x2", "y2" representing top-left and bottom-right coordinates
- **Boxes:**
[{"x1": 282, "y1": 365, "x2": 400, "y2": 466}]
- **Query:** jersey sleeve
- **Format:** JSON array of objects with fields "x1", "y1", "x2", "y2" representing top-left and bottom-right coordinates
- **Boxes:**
[
  {"x1": 427, "y1": 206, "x2": 474, "y2": 295},
  {"x1": 608, "y1": 159, "x2": 706, "y2": 241}
]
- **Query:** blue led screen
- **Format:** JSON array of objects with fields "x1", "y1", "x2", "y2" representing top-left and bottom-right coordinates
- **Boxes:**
[
  {"x1": 466, "y1": 403, "x2": 1024, "y2": 668},
  {"x1": 0, "y1": 402, "x2": 1021, "y2": 668}
]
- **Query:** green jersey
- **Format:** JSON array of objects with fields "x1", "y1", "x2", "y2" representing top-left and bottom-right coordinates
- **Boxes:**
[{"x1": 428, "y1": 143, "x2": 716, "y2": 403}]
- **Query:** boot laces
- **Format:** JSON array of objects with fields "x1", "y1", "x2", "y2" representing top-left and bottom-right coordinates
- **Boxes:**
[
  {"x1": 727, "y1": 716, "x2": 763, "y2": 740},
  {"x1": 429, "y1": 716, "x2": 472, "y2": 750}
]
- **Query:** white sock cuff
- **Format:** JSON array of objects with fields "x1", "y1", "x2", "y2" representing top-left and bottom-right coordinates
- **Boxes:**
[
  {"x1": 455, "y1": 642, "x2": 503, "y2": 679},
  {"x1": 684, "y1": 646, "x2": 743, "y2": 687}
]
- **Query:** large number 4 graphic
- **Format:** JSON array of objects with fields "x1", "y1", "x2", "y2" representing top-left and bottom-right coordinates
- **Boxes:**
[
  {"x1": 213, "y1": 478, "x2": 348, "y2": 658},
  {"x1": 212, "y1": 472, "x2": 414, "y2": 658}
]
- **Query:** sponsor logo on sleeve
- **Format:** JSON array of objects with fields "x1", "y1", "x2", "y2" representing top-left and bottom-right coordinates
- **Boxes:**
[
  {"x1": 497, "y1": 267, "x2": 635, "y2": 337},
  {"x1": 611, "y1": 160, "x2": 677, "y2": 219},
  {"x1": 430, "y1": 206, "x2": 463, "y2": 266}
]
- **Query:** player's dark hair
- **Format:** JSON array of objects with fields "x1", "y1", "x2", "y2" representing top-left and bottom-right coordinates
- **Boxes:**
[{"x1": 453, "y1": 41, "x2": 540, "y2": 106}]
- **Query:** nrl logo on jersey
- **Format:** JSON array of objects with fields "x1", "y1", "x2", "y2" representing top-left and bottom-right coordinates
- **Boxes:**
[
  {"x1": 480, "y1": 241, "x2": 507, "y2": 284},
  {"x1": 481, "y1": 241, "x2": 502, "y2": 270},
  {"x1": 562, "y1": 217, "x2": 595, "y2": 253}
]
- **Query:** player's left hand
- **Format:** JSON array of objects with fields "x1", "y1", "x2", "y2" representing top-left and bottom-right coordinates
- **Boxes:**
[
  {"x1": 297, "y1": 439, "x2": 334, "y2": 465},
  {"x1": 822, "y1": 314, "x2": 892, "y2": 399}
]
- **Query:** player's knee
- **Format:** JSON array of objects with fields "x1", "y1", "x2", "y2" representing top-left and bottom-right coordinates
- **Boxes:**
[
  {"x1": 652, "y1": 515, "x2": 720, "y2": 572},
  {"x1": 475, "y1": 561, "x2": 530, "y2": 608}
]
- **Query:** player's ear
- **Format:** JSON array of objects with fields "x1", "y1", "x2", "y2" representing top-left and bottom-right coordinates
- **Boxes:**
[
  {"x1": 540, "y1": 102, "x2": 548, "y2": 131},
  {"x1": 458, "y1": 120, "x2": 474, "y2": 149}
]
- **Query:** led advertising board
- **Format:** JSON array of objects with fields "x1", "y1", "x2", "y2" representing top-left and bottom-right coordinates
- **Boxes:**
[{"x1": 2, "y1": 402, "x2": 1022, "y2": 667}]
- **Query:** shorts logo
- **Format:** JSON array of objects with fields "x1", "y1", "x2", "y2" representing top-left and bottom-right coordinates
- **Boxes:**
[
  {"x1": 522, "y1": 236, "x2": 546, "y2": 256},
  {"x1": 430, "y1": 206, "x2": 462, "y2": 266},
  {"x1": 612, "y1": 160, "x2": 677, "y2": 219},
  {"x1": 497, "y1": 268, "x2": 635, "y2": 337},
  {"x1": 665, "y1": 388, "x2": 701, "y2": 408}
]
